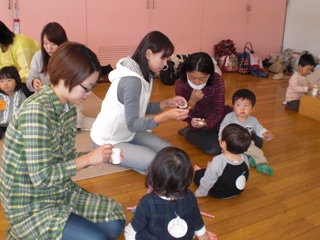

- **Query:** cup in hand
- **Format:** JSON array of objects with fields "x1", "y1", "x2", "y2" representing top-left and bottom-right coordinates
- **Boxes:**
[
  {"x1": 111, "y1": 148, "x2": 121, "y2": 164},
  {"x1": 193, "y1": 118, "x2": 204, "y2": 126}
]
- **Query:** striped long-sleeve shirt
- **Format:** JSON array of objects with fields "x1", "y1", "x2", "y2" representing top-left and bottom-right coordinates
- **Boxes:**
[{"x1": 285, "y1": 71, "x2": 310, "y2": 102}]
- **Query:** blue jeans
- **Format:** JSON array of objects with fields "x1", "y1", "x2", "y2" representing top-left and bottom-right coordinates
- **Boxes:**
[{"x1": 62, "y1": 213, "x2": 125, "y2": 240}]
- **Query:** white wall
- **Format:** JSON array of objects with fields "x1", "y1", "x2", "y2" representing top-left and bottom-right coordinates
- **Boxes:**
[{"x1": 282, "y1": 0, "x2": 320, "y2": 58}]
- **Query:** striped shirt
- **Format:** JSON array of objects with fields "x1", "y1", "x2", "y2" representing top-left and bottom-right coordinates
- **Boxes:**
[
  {"x1": 0, "y1": 85, "x2": 125, "y2": 239},
  {"x1": 285, "y1": 71, "x2": 309, "y2": 102}
]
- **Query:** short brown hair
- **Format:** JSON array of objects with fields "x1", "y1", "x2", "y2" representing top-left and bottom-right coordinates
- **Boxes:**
[
  {"x1": 48, "y1": 42, "x2": 100, "y2": 92},
  {"x1": 221, "y1": 123, "x2": 251, "y2": 154}
]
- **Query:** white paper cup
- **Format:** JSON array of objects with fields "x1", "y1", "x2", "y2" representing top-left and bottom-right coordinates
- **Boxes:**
[
  {"x1": 111, "y1": 148, "x2": 121, "y2": 164},
  {"x1": 193, "y1": 118, "x2": 204, "y2": 126},
  {"x1": 312, "y1": 88, "x2": 318, "y2": 96},
  {"x1": 178, "y1": 102, "x2": 188, "y2": 109}
]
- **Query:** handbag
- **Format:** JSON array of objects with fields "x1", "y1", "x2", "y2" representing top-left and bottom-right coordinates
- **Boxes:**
[
  {"x1": 159, "y1": 60, "x2": 176, "y2": 85},
  {"x1": 238, "y1": 42, "x2": 269, "y2": 77},
  {"x1": 243, "y1": 42, "x2": 264, "y2": 72},
  {"x1": 238, "y1": 52, "x2": 249, "y2": 74},
  {"x1": 219, "y1": 54, "x2": 238, "y2": 72},
  {"x1": 214, "y1": 39, "x2": 238, "y2": 73}
]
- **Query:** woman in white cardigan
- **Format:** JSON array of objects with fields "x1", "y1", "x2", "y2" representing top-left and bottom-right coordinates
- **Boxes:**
[{"x1": 91, "y1": 31, "x2": 189, "y2": 174}]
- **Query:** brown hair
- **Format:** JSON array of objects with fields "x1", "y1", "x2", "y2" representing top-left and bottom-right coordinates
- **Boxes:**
[
  {"x1": 48, "y1": 42, "x2": 100, "y2": 92},
  {"x1": 221, "y1": 123, "x2": 251, "y2": 154},
  {"x1": 41, "y1": 22, "x2": 68, "y2": 74},
  {"x1": 145, "y1": 147, "x2": 193, "y2": 199},
  {"x1": 132, "y1": 31, "x2": 174, "y2": 82}
]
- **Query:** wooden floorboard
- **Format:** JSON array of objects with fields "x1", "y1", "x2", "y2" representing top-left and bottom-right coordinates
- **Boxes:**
[{"x1": 1, "y1": 70, "x2": 320, "y2": 239}]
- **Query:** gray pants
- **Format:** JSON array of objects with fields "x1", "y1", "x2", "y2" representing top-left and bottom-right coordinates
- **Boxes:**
[{"x1": 93, "y1": 131, "x2": 171, "y2": 174}]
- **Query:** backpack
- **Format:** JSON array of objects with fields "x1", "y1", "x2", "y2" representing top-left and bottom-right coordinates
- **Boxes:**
[{"x1": 159, "y1": 60, "x2": 176, "y2": 85}]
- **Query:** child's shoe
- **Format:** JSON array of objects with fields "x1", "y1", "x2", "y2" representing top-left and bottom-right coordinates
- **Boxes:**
[
  {"x1": 247, "y1": 155, "x2": 256, "y2": 167},
  {"x1": 257, "y1": 164, "x2": 274, "y2": 175}
]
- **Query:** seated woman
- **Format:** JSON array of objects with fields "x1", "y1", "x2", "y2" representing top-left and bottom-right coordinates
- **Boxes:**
[
  {"x1": 25, "y1": 22, "x2": 85, "y2": 129},
  {"x1": 0, "y1": 42, "x2": 125, "y2": 239},
  {"x1": 90, "y1": 31, "x2": 189, "y2": 174},
  {"x1": 175, "y1": 52, "x2": 262, "y2": 155},
  {"x1": 0, "y1": 21, "x2": 39, "y2": 97}
]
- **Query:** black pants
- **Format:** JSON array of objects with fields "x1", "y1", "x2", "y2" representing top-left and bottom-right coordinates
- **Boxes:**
[
  {"x1": 0, "y1": 126, "x2": 7, "y2": 139},
  {"x1": 22, "y1": 83, "x2": 34, "y2": 98},
  {"x1": 180, "y1": 126, "x2": 263, "y2": 155},
  {"x1": 285, "y1": 100, "x2": 300, "y2": 112}
]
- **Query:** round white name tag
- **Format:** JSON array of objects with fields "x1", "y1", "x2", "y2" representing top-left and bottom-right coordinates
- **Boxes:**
[{"x1": 167, "y1": 215, "x2": 188, "y2": 238}]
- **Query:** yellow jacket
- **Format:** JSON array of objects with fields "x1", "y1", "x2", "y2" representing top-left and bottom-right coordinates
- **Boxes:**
[{"x1": 0, "y1": 34, "x2": 39, "y2": 83}]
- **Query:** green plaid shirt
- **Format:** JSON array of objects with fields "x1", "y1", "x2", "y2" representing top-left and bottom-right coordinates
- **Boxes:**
[{"x1": 0, "y1": 85, "x2": 125, "y2": 240}]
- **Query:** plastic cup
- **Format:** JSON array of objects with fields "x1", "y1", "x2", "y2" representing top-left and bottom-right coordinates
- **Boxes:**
[{"x1": 111, "y1": 148, "x2": 121, "y2": 164}]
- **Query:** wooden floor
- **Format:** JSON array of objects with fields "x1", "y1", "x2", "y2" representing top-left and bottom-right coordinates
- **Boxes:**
[{"x1": 1, "y1": 71, "x2": 320, "y2": 239}]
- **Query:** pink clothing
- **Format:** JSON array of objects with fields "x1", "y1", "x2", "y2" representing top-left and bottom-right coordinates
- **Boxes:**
[{"x1": 285, "y1": 72, "x2": 309, "y2": 102}]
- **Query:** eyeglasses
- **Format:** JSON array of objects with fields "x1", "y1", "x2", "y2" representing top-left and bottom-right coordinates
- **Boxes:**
[{"x1": 79, "y1": 82, "x2": 99, "y2": 93}]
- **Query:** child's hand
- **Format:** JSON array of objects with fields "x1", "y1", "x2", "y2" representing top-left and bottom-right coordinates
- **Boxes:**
[
  {"x1": 263, "y1": 131, "x2": 274, "y2": 140},
  {"x1": 197, "y1": 231, "x2": 217, "y2": 240},
  {"x1": 207, "y1": 231, "x2": 218, "y2": 240},
  {"x1": 194, "y1": 165, "x2": 201, "y2": 171}
]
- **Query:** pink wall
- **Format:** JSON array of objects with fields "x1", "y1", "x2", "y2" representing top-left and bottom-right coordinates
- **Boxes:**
[
  {"x1": 1, "y1": 0, "x2": 87, "y2": 45},
  {"x1": 1, "y1": 0, "x2": 287, "y2": 63}
]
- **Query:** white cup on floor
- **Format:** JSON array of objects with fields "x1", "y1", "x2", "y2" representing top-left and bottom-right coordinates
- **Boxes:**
[{"x1": 312, "y1": 87, "x2": 318, "y2": 96}]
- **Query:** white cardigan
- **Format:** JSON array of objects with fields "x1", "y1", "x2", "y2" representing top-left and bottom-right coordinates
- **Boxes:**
[{"x1": 90, "y1": 58, "x2": 152, "y2": 145}]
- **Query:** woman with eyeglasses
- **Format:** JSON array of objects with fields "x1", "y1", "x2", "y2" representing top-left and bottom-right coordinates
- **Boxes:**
[
  {"x1": 175, "y1": 52, "x2": 234, "y2": 155},
  {"x1": 0, "y1": 42, "x2": 126, "y2": 240},
  {"x1": 91, "y1": 31, "x2": 189, "y2": 174}
]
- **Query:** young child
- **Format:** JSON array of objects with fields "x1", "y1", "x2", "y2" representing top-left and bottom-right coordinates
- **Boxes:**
[
  {"x1": 285, "y1": 53, "x2": 316, "y2": 111},
  {"x1": 124, "y1": 146, "x2": 217, "y2": 240},
  {"x1": 220, "y1": 89, "x2": 274, "y2": 175},
  {"x1": 194, "y1": 123, "x2": 251, "y2": 199},
  {"x1": 0, "y1": 66, "x2": 26, "y2": 139}
]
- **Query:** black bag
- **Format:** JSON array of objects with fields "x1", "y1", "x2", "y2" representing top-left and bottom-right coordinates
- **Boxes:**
[{"x1": 159, "y1": 60, "x2": 176, "y2": 85}]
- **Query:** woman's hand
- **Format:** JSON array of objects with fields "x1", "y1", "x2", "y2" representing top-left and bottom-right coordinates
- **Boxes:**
[
  {"x1": 191, "y1": 118, "x2": 207, "y2": 128},
  {"x1": 188, "y1": 90, "x2": 204, "y2": 108},
  {"x1": 160, "y1": 96, "x2": 187, "y2": 109},
  {"x1": 75, "y1": 144, "x2": 115, "y2": 171},
  {"x1": 86, "y1": 144, "x2": 114, "y2": 165},
  {"x1": 33, "y1": 79, "x2": 43, "y2": 92},
  {"x1": 154, "y1": 108, "x2": 188, "y2": 125},
  {"x1": 164, "y1": 108, "x2": 189, "y2": 121}
]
